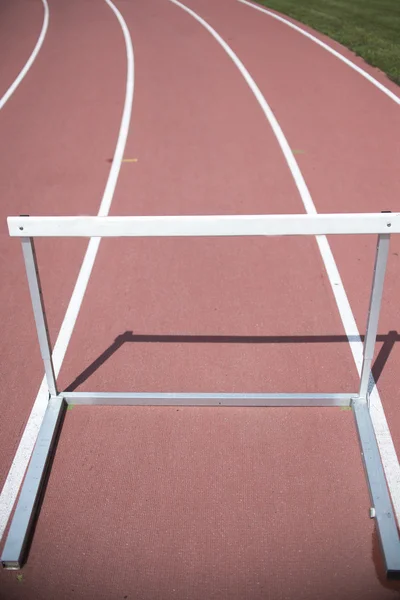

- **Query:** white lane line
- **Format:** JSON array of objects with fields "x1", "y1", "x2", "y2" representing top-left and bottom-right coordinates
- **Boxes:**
[
  {"x1": 168, "y1": 0, "x2": 400, "y2": 521},
  {"x1": 238, "y1": 0, "x2": 400, "y2": 106},
  {"x1": 0, "y1": 0, "x2": 134, "y2": 541},
  {"x1": 0, "y1": 0, "x2": 49, "y2": 111}
]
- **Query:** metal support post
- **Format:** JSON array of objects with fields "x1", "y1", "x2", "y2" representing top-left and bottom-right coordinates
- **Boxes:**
[
  {"x1": 359, "y1": 233, "x2": 390, "y2": 401},
  {"x1": 353, "y1": 398, "x2": 400, "y2": 577},
  {"x1": 21, "y1": 237, "x2": 57, "y2": 396},
  {"x1": 1, "y1": 397, "x2": 66, "y2": 569}
]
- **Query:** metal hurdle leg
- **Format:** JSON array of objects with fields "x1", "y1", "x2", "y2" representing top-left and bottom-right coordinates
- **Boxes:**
[
  {"x1": 1, "y1": 397, "x2": 65, "y2": 569},
  {"x1": 353, "y1": 398, "x2": 400, "y2": 577},
  {"x1": 20, "y1": 237, "x2": 57, "y2": 396},
  {"x1": 353, "y1": 232, "x2": 400, "y2": 577},
  {"x1": 1, "y1": 237, "x2": 65, "y2": 569},
  {"x1": 358, "y1": 233, "x2": 390, "y2": 402}
]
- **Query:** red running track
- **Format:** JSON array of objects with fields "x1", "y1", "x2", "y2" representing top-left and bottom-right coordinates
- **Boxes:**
[
  {"x1": 0, "y1": 0, "x2": 400, "y2": 598},
  {"x1": 0, "y1": 0, "x2": 126, "y2": 485}
]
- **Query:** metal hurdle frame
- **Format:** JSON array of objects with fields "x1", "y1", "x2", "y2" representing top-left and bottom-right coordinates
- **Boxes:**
[{"x1": 2, "y1": 212, "x2": 400, "y2": 576}]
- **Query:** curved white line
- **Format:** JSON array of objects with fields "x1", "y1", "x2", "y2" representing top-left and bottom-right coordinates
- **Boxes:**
[
  {"x1": 0, "y1": 0, "x2": 49, "y2": 111},
  {"x1": 99, "y1": 0, "x2": 135, "y2": 215},
  {"x1": 238, "y1": 0, "x2": 400, "y2": 106},
  {"x1": 0, "y1": 0, "x2": 134, "y2": 540},
  {"x1": 168, "y1": 0, "x2": 400, "y2": 520}
]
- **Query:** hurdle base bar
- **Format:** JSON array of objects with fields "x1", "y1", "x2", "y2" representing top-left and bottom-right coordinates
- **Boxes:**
[
  {"x1": 353, "y1": 397, "x2": 400, "y2": 578},
  {"x1": 62, "y1": 391, "x2": 354, "y2": 406},
  {"x1": 3, "y1": 393, "x2": 400, "y2": 576},
  {"x1": 1, "y1": 397, "x2": 66, "y2": 570}
]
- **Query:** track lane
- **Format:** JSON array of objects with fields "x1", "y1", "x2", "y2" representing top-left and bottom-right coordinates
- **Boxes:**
[
  {"x1": 0, "y1": 0, "x2": 47, "y2": 106},
  {"x1": 170, "y1": 0, "x2": 400, "y2": 591},
  {"x1": 238, "y1": 0, "x2": 400, "y2": 106},
  {"x1": 182, "y1": 0, "x2": 400, "y2": 500},
  {"x1": 0, "y1": 0, "x2": 128, "y2": 520},
  {"x1": 58, "y1": 0, "x2": 355, "y2": 396},
  {"x1": 190, "y1": 0, "x2": 400, "y2": 487}
]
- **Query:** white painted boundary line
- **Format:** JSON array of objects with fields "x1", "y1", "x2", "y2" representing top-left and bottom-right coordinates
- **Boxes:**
[
  {"x1": 168, "y1": 0, "x2": 400, "y2": 522},
  {"x1": 238, "y1": 0, "x2": 400, "y2": 106},
  {"x1": 0, "y1": 0, "x2": 49, "y2": 111},
  {"x1": 0, "y1": 0, "x2": 134, "y2": 541}
]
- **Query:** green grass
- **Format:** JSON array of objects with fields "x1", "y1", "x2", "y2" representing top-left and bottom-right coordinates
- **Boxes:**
[{"x1": 253, "y1": 0, "x2": 400, "y2": 86}]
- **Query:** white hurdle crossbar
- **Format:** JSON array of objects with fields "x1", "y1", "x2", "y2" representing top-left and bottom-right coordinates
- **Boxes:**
[{"x1": 2, "y1": 212, "x2": 400, "y2": 577}]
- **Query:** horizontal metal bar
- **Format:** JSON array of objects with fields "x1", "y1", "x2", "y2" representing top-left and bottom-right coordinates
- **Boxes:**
[
  {"x1": 62, "y1": 392, "x2": 354, "y2": 407},
  {"x1": 8, "y1": 213, "x2": 400, "y2": 238},
  {"x1": 352, "y1": 398, "x2": 400, "y2": 578},
  {"x1": 1, "y1": 397, "x2": 65, "y2": 570}
]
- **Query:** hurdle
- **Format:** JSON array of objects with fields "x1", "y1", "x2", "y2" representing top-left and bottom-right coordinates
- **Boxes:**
[{"x1": 2, "y1": 212, "x2": 400, "y2": 577}]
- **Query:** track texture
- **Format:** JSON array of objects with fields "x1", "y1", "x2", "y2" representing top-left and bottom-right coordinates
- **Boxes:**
[{"x1": 1, "y1": 0, "x2": 400, "y2": 598}]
